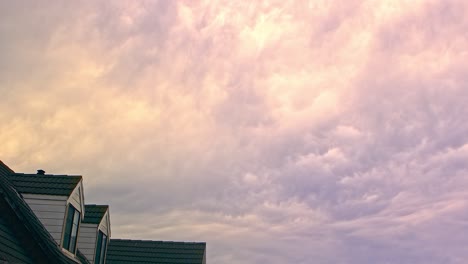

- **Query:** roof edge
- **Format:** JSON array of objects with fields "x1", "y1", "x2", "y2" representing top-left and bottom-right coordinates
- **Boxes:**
[
  {"x1": 0, "y1": 160, "x2": 15, "y2": 173},
  {"x1": 110, "y1": 238, "x2": 206, "y2": 245}
]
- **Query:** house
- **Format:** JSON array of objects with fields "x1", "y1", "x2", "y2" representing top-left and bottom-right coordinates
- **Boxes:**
[{"x1": 0, "y1": 160, "x2": 206, "y2": 264}]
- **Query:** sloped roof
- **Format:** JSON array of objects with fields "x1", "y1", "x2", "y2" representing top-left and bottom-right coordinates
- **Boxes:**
[
  {"x1": 0, "y1": 161, "x2": 14, "y2": 175},
  {"x1": 0, "y1": 205, "x2": 35, "y2": 263},
  {"x1": 83, "y1": 205, "x2": 109, "y2": 224},
  {"x1": 0, "y1": 161, "x2": 84, "y2": 264},
  {"x1": 76, "y1": 249, "x2": 91, "y2": 264},
  {"x1": 107, "y1": 239, "x2": 206, "y2": 264},
  {"x1": 8, "y1": 173, "x2": 82, "y2": 196}
]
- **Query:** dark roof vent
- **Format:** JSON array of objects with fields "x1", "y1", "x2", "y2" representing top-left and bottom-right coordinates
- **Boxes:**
[{"x1": 37, "y1": 169, "x2": 45, "y2": 175}]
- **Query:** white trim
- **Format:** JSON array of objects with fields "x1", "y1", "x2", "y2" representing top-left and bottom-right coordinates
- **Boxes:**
[
  {"x1": 98, "y1": 210, "x2": 110, "y2": 236},
  {"x1": 67, "y1": 181, "x2": 84, "y2": 215}
]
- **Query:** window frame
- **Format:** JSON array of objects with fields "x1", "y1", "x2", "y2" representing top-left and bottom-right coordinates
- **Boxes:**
[{"x1": 62, "y1": 204, "x2": 81, "y2": 254}]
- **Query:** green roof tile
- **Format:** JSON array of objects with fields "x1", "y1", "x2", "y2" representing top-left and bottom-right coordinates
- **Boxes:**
[
  {"x1": 0, "y1": 161, "x2": 14, "y2": 176},
  {"x1": 107, "y1": 239, "x2": 206, "y2": 264},
  {"x1": 83, "y1": 205, "x2": 108, "y2": 224},
  {"x1": 0, "y1": 215, "x2": 35, "y2": 263},
  {"x1": 8, "y1": 173, "x2": 82, "y2": 196}
]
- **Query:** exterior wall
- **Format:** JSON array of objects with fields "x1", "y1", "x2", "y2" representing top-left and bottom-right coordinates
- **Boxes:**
[
  {"x1": 22, "y1": 194, "x2": 67, "y2": 244},
  {"x1": 67, "y1": 182, "x2": 84, "y2": 218},
  {"x1": 77, "y1": 211, "x2": 110, "y2": 264},
  {"x1": 22, "y1": 181, "x2": 84, "y2": 247},
  {"x1": 99, "y1": 211, "x2": 111, "y2": 236},
  {"x1": 77, "y1": 223, "x2": 98, "y2": 263}
]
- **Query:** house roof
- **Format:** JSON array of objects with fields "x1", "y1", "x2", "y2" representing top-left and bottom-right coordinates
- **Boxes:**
[
  {"x1": 106, "y1": 239, "x2": 206, "y2": 264},
  {"x1": 83, "y1": 204, "x2": 108, "y2": 224},
  {"x1": 8, "y1": 173, "x2": 82, "y2": 196},
  {"x1": 0, "y1": 161, "x2": 14, "y2": 175},
  {"x1": 76, "y1": 249, "x2": 91, "y2": 264},
  {"x1": 0, "y1": 161, "x2": 83, "y2": 264},
  {"x1": 0, "y1": 204, "x2": 36, "y2": 263}
]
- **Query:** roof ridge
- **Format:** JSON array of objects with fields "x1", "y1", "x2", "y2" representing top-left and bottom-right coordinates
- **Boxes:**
[
  {"x1": 110, "y1": 238, "x2": 206, "y2": 244},
  {"x1": 13, "y1": 173, "x2": 82, "y2": 177}
]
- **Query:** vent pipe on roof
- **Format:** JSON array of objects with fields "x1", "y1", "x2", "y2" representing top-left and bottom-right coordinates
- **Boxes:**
[{"x1": 37, "y1": 169, "x2": 45, "y2": 175}]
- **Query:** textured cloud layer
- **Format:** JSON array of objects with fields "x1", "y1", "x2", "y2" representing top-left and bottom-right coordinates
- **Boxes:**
[{"x1": 1, "y1": 1, "x2": 468, "y2": 263}]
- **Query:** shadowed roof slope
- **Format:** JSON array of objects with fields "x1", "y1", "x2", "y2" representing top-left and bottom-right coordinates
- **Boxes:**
[
  {"x1": 0, "y1": 161, "x2": 14, "y2": 175},
  {"x1": 107, "y1": 239, "x2": 206, "y2": 264},
  {"x1": 8, "y1": 173, "x2": 82, "y2": 196},
  {"x1": 83, "y1": 205, "x2": 109, "y2": 224},
  {"x1": 0, "y1": 200, "x2": 36, "y2": 263}
]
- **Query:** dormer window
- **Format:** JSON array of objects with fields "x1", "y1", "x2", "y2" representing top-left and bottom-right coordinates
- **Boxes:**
[
  {"x1": 63, "y1": 204, "x2": 81, "y2": 253},
  {"x1": 95, "y1": 231, "x2": 108, "y2": 264},
  {"x1": 77, "y1": 204, "x2": 110, "y2": 263},
  {"x1": 7, "y1": 173, "x2": 84, "y2": 246}
]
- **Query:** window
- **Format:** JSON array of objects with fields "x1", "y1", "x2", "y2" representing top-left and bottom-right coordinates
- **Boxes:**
[
  {"x1": 63, "y1": 205, "x2": 80, "y2": 254},
  {"x1": 95, "y1": 231, "x2": 108, "y2": 264}
]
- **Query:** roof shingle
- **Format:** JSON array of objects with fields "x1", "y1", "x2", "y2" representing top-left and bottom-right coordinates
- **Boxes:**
[
  {"x1": 107, "y1": 239, "x2": 206, "y2": 264},
  {"x1": 83, "y1": 205, "x2": 108, "y2": 224},
  {"x1": 8, "y1": 173, "x2": 82, "y2": 196},
  {"x1": 0, "y1": 203, "x2": 36, "y2": 263}
]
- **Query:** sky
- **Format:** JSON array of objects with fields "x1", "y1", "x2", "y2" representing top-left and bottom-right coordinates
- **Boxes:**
[{"x1": 1, "y1": 0, "x2": 468, "y2": 263}]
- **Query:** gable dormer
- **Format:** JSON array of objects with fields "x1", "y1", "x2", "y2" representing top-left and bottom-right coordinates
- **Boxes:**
[
  {"x1": 77, "y1": 205, "x2": 111, "y2": 264},
  {"x1": 8, "y1": 171, "x2": 85, "y2": 256}
]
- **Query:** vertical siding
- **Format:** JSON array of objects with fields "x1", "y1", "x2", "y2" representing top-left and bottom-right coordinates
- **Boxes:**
[
  {"x1": 77, "y1": 223, "x2": 98, "y2": 263},
  {"x1": 22, "y1": 194, "x2": 67, "y2": 244}
]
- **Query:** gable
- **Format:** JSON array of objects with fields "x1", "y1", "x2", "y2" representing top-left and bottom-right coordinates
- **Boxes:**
[
  {"x1": 68, "y1": 181, "x2": 85, "y2": 217},
  {"x1": 98, "y1": 211, "x2": 111, "y2": 236}
]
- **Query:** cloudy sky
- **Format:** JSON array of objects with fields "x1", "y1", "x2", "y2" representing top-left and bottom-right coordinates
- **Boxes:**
[{"x1": 1, "y1": 0, "x2": 468, "y2": 263}]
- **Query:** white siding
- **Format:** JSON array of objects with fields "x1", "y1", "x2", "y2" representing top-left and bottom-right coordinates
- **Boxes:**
[
  {"x1": 23, "y1": 194, "x2": 67, "y2": 244},
  {"x1": 77, "y1": 223, "x2": 98, "y2": 263},
  {"x1": 22, "y1": 181, "x2": 84, "y2": 247},
  {"x1": 98, "y1": 211, "x2": 110, "y2": 236},
  {"x1": 23, "y1": 193, "x2": 68, "y2": 201},
  {"x1": 77, "y1": 210, "x2": 110, "y2": 264},
  {"x1": 68, "y1": 181, "x2": 84, "y2": 216}
]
